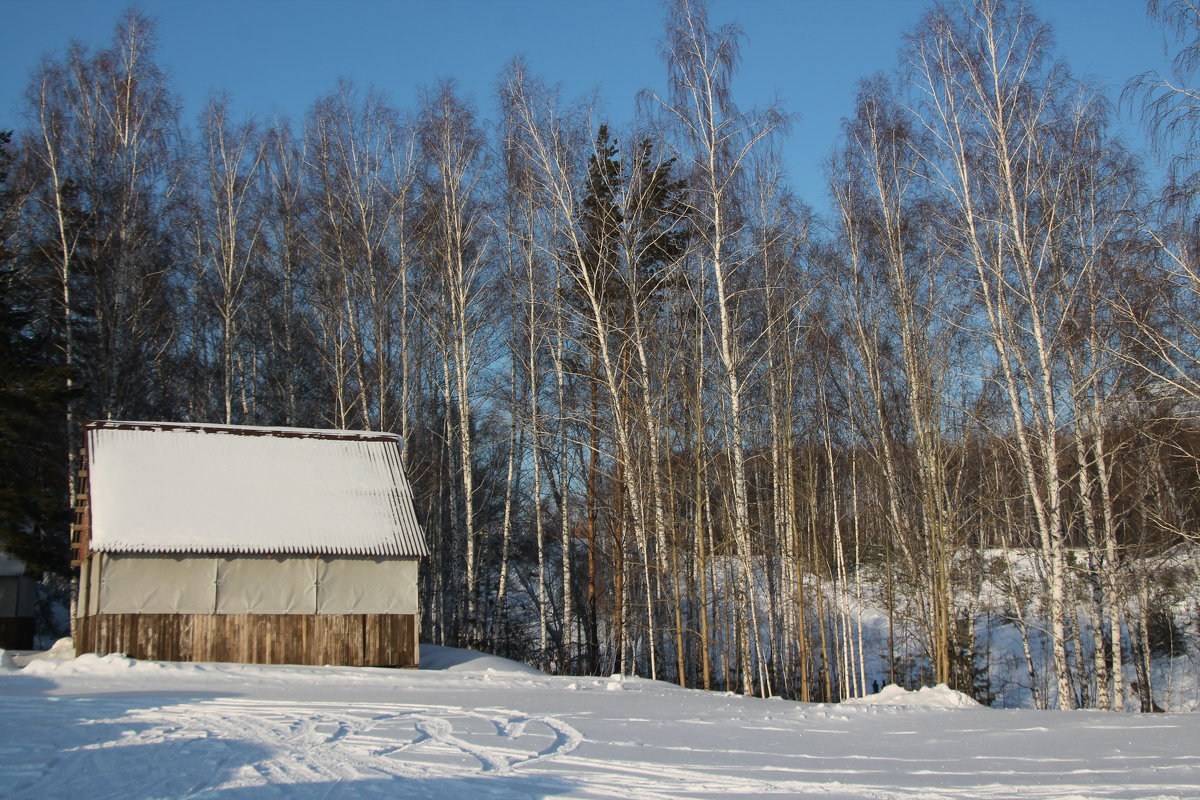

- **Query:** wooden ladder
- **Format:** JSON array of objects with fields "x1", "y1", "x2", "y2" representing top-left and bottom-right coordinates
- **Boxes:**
[{"x1": 70, "y1": 448, "x2": 89, "y2": 568}]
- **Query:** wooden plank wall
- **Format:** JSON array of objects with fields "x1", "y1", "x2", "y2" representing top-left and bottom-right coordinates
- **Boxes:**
[{"x1": 75, "y1": 613, "x2": 418, "y2": 667}]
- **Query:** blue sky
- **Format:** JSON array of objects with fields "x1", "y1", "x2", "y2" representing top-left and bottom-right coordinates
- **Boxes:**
[{"x1": 0, "y1": 0, "x2": 1175, "y2": 214}]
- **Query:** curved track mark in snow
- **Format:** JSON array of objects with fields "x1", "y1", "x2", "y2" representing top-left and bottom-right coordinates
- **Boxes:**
[
  {"x1": 45, "y1": 698, "x2": 586, "y2": 792},
  {"x1": 412, "y1": 715, "x2": 512, "y2": 774},
  {"x1": 407, "y1": 712, "x2": 582, "y2": 775}
]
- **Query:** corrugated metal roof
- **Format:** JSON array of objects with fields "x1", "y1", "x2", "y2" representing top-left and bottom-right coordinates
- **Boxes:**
[{"x1": 86, "y1": 421, "x2": 429, "y2": 557}]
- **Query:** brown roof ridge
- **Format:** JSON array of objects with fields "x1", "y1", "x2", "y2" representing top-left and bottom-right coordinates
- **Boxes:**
[{"x1": 85, "y1": 419, "x2": 402, "y2": 444}]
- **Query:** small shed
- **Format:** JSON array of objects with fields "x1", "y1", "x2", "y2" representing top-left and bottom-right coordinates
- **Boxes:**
[
  {"x1": 72, "y1": 420, "x2": 428, "y2": 667},
  {"x1": 0, "y1": 550, "x2": 37, "y2": 649}
]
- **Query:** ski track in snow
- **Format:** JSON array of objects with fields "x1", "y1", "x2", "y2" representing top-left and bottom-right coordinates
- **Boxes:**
[
  {"x1": 2, "y1": 656, "x2": 1199, "y2": 799},
  {"x1": 5, "y1": 697, "x2": 585, "y2": 795}
]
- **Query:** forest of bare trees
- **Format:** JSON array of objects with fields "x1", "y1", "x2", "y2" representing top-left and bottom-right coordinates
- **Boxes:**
[{"x1": 2, "y1": 0, "x2": 1199, "y2": 710}]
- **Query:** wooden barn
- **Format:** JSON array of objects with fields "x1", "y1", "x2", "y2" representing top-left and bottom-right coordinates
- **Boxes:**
[
  {"x1": 71, "y1": 420, "x2": 428, "y2": 667},
  {"x1": 0, "y1": 550, "x2": 37, "y2": 650}
]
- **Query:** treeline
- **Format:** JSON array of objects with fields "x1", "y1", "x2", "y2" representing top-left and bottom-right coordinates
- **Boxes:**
[{"x1": 2, "y1": 0, "x2": 1199, "y2": 710}]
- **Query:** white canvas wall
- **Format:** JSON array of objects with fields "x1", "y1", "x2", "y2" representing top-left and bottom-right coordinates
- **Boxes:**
[
  {"x1": 89, "y1": 555, "x2": 418, "y2": 615},
  {"x1": 99, "y1": 556, "x2": 217, "y2": 614},
  {"x1": 86, "y1": 556, "x2": 101, "y2": 617},
  {"x1": 316, "y1": 558, "x2": 418, "y2": 614},
  {"x1": 216, "y1": 557, "x2": 316, "y2": 614}
]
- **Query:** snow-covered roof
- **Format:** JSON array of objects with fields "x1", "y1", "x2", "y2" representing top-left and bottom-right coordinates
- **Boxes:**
[
  {"x1": 0, "y1": 551, "x2": 28, "y2": 577},
  {"x1": 85, "y1": 421, "x2": 428, "y2": 557}
]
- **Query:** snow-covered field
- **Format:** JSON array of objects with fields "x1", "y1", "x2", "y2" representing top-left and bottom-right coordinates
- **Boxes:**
[{"x1": 2, "y1": 644, "x2": 1198, "y2": 799}]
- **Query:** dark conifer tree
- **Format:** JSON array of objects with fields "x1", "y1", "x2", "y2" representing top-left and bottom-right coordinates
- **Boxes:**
[{"x1": 0, "y1": 130, "x2": 71, "y2": 575}]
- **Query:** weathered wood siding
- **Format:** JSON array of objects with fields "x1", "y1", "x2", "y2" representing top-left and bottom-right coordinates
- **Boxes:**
[{"x1": 76, "y1": 613, "x2": 419, "y2": 667}]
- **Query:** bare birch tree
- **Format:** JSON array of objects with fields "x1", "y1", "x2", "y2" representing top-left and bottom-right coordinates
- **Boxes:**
[
  {"x1": 23, "y1": 8, "x2": 181, "y2": 435},
  {"x1": 416, "y1": 79, "x2": 495, "y2": 640},
  {"x1": 193, "y1": 95, "x2": 265, "y2": 424},
  {"x1": 651, "y1": 0, "x2": 786, "y2": 695}
]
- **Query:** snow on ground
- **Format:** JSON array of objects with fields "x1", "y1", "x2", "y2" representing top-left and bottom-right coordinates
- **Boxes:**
[
  {"x1": 841, "y1": 683, "x2": 981, "y2": 709},
  {"x1": 418, "y1": 644, "x2": 543, "y2": 674},
  {"x1": 2, "y1": 644, "x2": 1199, "y2": 799}
]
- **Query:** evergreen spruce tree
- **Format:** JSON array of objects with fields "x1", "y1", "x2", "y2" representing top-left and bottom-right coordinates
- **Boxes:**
[{"x1": 0, "y1": 130, "x2": 72, "y2": 576}]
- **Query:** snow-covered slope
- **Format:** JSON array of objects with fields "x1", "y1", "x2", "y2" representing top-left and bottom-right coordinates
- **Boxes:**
[
  {"x1": 842, "y1": 682, "x2": 981, "y2": 709},
  {"x1": 1, "y1": 644, "x2": 1197, "y2": 799},
  {"x1": 419, "y1": 644, "x2": 543, "y2": 674}
]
